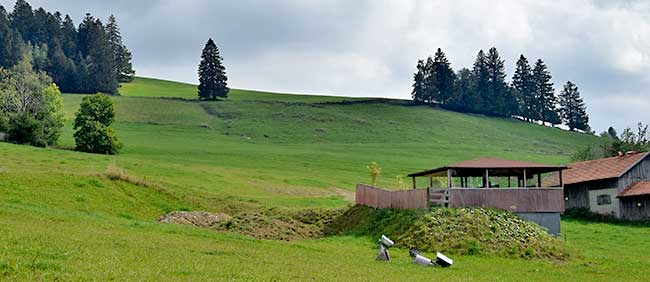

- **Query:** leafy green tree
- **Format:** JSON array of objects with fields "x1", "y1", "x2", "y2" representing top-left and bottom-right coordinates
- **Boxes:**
[
  {"x1": 0, "y1": 56, "x2": 64, "y2": 147},
  {"x1": 558, "y1": 81, "x2": 589, "y2": 131},
  {"x1": 512, "y1": 55, "x2": 534, "y2": 121},
  {"x1": 367, "y1": 162, "x2": 382, "y2": 186},
  {"x1": 574, "y1": 123, "x2": 648, "y2": 161},
  {"x1": 106, "y1": 15, "x2": 135, "y2": 82},
  {"x1": 198, "y1": 38, "x2": 229, "y2": 100},
  {"x1": 619, "y1": 123, "x2": 649, "y2": 151},
  {"x1": 73, "y1": 94, "x2": 121, "y2": 154}
]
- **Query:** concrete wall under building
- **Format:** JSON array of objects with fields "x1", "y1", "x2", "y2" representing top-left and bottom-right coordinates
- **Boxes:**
[
  {"x1": 588, "y1": 188, "x2": 620, "y2": 217},
  {"x1": 515, "y1": 212, "x2": 561, "y2": 236}
]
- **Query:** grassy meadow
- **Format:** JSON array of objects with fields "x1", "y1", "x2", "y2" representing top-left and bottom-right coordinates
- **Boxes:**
[{"x1": 1, "y1": 77, "x2": 648, "y2": 281}]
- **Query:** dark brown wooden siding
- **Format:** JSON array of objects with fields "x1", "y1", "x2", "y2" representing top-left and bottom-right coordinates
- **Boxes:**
[
  {"x1": 565, "y1": 179, "x2": 618, "y2": 209},
  {"x1": 356, "y1": 185, "x2": 564, "y2": 213},
  {"x1": 618, "y1": 157, "x2": 650, "y2": 192},
  {"x1": 355, "y1": 184, "x2": 429, "y2": 210},
  {"x1": 620, "y1": 196, "x2": 650, "y2": 220},
  {"x1": 447, "y1": 188, "x2": 564, "y2": 212}
]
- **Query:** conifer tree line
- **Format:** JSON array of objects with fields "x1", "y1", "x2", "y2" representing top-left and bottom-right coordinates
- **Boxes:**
[
  {"x1": 412, "y1": 47, "x2": 590, "y2": 132},
  {"x1": 0, "y1": 0, "x2": 134, "y2": 95}
]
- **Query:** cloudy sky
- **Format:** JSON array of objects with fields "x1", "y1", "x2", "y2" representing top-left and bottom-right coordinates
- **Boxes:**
[{"x1": 1, "y1": 0, "x2": 649, "y2": 132}]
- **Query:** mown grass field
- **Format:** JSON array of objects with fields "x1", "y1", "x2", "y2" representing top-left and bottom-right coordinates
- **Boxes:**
[{"x1": 1, "y1": 77, "x2": 648, "y2": 281}]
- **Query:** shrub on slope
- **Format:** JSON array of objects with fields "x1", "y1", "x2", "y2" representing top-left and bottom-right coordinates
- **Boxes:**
[{"x1": 326, "y1": 206, "x2": 572, "y2": 260}]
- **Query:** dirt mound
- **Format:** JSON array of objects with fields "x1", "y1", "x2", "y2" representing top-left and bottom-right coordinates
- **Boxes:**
[
  {"x1": 159, "y1": 209, "x2": 344, "y2": 241},
  {"x1": 158, "y1": 211, "x2": 232, "y2": 227}
]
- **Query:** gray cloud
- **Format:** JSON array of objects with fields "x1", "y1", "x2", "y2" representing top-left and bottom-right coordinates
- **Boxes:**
[{"x1": 1, "y1": 0, "x2": 648, "y2": 132}]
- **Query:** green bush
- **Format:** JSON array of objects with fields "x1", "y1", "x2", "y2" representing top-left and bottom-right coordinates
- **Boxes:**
[
  {"x1": 0, "y1": 114, "x2": 8, "y2": 132},
  {"x1": 327, "y1": 206, "x2": 573, "y2": 260},
  {"x1": 7, "y1": 113, "x2": 40, "y2": 145},
  {"x1": 563, "y1": 208, "x2": 650, "y2": 226},
  {"x1": 73, "y1": 94, "x2": 122, "y2": 154}
]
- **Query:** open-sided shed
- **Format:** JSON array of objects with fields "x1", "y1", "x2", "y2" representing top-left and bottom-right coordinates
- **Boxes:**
[{"x1": 357, "y1": 157, "x2": 567, "y2": 235}]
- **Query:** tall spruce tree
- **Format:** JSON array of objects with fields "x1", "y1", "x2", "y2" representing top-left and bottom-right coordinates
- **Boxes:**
[
  {"x1": 422, "y1": 57, "x2": 435, "y2": 104},
  {"x1": 485, "y1": 47, "x2": 512, "y2": 116},
  {"x1": 1, "y1": 2, "x2": 131, "y2": 94},
  {"x1": 430, "y1": 48, "x2": 456, "y2": 104},
  {"x1": 31, "y1": 7, "x2": 49, "y2": 45},
  {"x1": 106, "y1": 15, "x2": 134, "y2": 82},
  {"x1": 512, "y1": 55, "x2": 534, "y2": 121},
  {"x1": 412, "y1": 59, "x2": 426, "y2": 103},
  {"x1": 0, "y1": 5, "x2": 24, "y2": 68},
  {"x1": 532, "y1": 59, "x2": 559, "y2": 125},
  {"x1": 558, "y1": 81, "x2": 589, "y2": 131},
  {"x1": 77, "y1": 13, "x2": 94, "y2": 57},
  {"x1": 448, "y1": 68, "x2": 475, "y2": 111},
  {"x1": 471, "y1": 50, "x2": 489, "y2": 114},
  {"x1": 10, "y1": 0, "x2": 34, "y2": 42},
  {"x1": 60, "y1": 15, "x2": 77, "y2": 57},
  {"x1": 198, "y1": 38, "x2": 228, "y2": 100},
  {"x1": 78, "y1": 15, "x2": 117, "y2": 94}
]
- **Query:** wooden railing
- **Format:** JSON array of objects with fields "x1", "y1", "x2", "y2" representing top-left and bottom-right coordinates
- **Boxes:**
[
  {"x1": 355, "y1": 184, "x2": 565, "y2": 212},
  {"x1": 355, "y1": 184, "x2": 428, "y2": 209}
]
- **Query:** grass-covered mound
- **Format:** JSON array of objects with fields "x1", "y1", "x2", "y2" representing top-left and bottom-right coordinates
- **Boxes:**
[{"x1": 327, "y1": 206, "x2": 572, "y2": 260}]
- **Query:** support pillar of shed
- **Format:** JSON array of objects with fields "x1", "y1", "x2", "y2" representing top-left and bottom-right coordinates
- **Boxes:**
[{"x1": 523, "y1": 169, "x2": 527, "y2": 188}]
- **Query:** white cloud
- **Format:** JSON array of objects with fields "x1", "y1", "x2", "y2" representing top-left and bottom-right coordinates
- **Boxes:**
[{"x1": 1, "y1": 0, "x2": 649, "y2": 131}]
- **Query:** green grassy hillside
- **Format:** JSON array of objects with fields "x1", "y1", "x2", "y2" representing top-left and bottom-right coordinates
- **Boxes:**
[{"x1": 3, "y1": 77, "x2": 648, "y2": 281}]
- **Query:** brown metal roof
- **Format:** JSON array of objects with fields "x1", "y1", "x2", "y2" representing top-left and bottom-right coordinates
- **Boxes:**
[
  {"x1": 619, "y1": 182, "x2": 650, "y2": 197},
  {"x1": 408, "y1": 157, "x2": 566, "y2": 177},
  {"x1": 562, "y1": 152, "x2": 649, "y2": 185}
]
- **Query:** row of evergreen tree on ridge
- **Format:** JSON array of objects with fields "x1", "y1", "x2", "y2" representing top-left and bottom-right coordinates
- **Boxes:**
[
  {"x1": 412, "y1": 47, "x2": 590, "y2": 132},
  {"x1": 0, "y1": 0, "x2": 134, "y2": 94}
]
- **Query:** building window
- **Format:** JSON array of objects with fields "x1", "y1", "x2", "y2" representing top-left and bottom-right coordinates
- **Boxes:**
[{"x1": 597, "y1": 195, "x2": 612, "y2": 205}]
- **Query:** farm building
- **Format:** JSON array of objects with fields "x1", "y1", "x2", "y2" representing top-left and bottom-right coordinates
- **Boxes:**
[
  {"x1": 356, "y1": 158, "x2": 567, "y2": 235},
  {"x1": 559, "y1": 152, "x2": 650, "y2": 220}
]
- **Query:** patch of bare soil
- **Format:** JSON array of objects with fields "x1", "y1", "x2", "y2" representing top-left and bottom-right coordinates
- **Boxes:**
[
  {"x1": 158, "y1": 211, "x2": 232, "y2": 228},
  {"x1": 330, "y1": 187, "x2": 355, "y2": 202},
  {"x1": 158, "y1": 208, "x2": 345, "y2": 241}
]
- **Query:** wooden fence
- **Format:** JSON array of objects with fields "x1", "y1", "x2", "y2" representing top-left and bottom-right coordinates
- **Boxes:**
[
  {"x1": 356, "y1": 184, "x2": 565, "y2": 212},
  {"x1": 355, "y1": 184, "x2": 429, "y2": 209}
]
